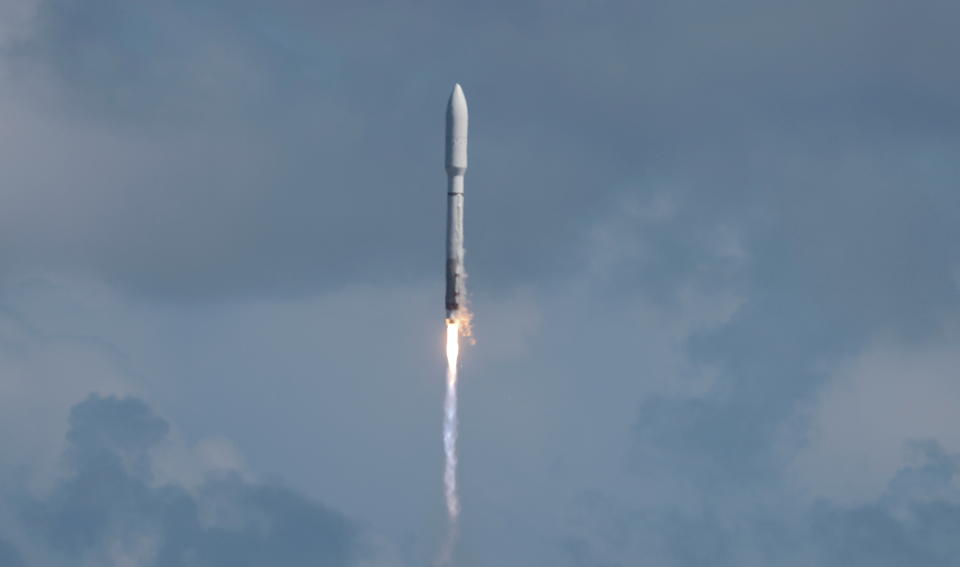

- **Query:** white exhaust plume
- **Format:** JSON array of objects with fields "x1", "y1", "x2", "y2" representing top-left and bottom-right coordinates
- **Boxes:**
[{"x1": 437, "y1": 319, "x2": 462, "y2": 565}]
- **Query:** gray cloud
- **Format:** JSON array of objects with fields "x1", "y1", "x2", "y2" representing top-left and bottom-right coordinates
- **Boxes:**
[
  {"x1": 810, "y1": 441, "x2": 960, "y2": 567},
  {"x1": 0, "y1": 0, "x2": 954, "y2": 302},
  {"x1": 15, "y1": 394, "x2": 360, "y2": 566},
  {"x1": 562, "y1": 441, "x2": 960, "y2": 567}
]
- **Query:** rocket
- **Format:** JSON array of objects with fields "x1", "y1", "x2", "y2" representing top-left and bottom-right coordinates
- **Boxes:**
[{"x1": 445, "y1": 84, "x2": 468, "y2": 321}]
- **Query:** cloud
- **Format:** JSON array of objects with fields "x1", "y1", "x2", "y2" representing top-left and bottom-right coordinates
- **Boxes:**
[
  {"x1": 10, "y1": 394, "x2": 361, "y2": 567},
  {"x1": 810, "y1": 441, "x2": 960, "y2": 567},
  {"x1": 0, "y1": 0, "x2": 955, "y2": 303},
  {"x1": 0, "y1": 307, "x2": 135, "y2": 492},
  {"x1": 792, "y1": 337, "x2": 960, "y2": 504},
  {"x1": 562, "y1": 440, "x2": 960, "y2": 567}
]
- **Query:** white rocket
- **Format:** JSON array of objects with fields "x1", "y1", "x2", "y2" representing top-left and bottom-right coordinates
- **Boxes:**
[{"x1": 445, "y1": 84, "x2": 468, "y2": 321}]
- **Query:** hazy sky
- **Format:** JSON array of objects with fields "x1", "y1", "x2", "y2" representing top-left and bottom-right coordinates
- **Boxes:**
[{"x1": 0, "y1": 1, "x2": 959, "y2": 565}]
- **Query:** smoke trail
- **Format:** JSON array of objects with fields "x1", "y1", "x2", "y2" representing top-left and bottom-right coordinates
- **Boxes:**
[{"x1": 438, "y1": 319, "x2": 461, "y2": 565}]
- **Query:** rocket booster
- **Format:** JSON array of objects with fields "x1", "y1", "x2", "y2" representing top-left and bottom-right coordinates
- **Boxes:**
[{"x1": 445, "y1": 84, "x2": 468, "y2": 321}]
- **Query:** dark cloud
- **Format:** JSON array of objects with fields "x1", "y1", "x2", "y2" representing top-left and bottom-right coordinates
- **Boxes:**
[
  {"x1": 0, "y1": 0, "x2": 955, "y2": 302},
  {"x1": 19, "y1": 394, "x2": 359, "y2": 566}
]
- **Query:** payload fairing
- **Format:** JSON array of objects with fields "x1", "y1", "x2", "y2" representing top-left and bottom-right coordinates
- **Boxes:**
[{"x1": 445, "y1": 84, "x2": 468, "y2": 321}]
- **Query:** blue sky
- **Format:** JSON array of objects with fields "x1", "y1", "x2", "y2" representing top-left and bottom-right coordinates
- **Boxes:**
[{"x1": 0, "y1": 1, "x2": 959, "y2": 565}]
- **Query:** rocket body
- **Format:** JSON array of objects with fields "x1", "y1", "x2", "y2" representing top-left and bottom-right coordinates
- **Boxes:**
[{"x1": 445, "y1": 84, "x2": 468, "y2": 320}]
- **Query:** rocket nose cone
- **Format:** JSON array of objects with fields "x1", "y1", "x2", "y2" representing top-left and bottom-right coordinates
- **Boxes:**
[
  {"x1": 446, "y1": 84, "x2": 468, "y2": 128},
  {"x1": 445, "y1": 83, "x2": 468, "y2": 172}
]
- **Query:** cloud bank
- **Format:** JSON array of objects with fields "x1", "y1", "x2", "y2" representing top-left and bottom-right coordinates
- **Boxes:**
[{"x1": 7, "y1": 394, "x2": 361, "y2": 566}]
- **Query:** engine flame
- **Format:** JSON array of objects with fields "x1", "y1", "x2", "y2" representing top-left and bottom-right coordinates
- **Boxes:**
[{"x1": 446, "y1": 319, "x2": 461, "y2": 372}]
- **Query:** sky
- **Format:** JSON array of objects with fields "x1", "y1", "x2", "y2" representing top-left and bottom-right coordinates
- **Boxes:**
[{"x1": 0, "y1": 0, "x2": 959, "y2": 565}]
